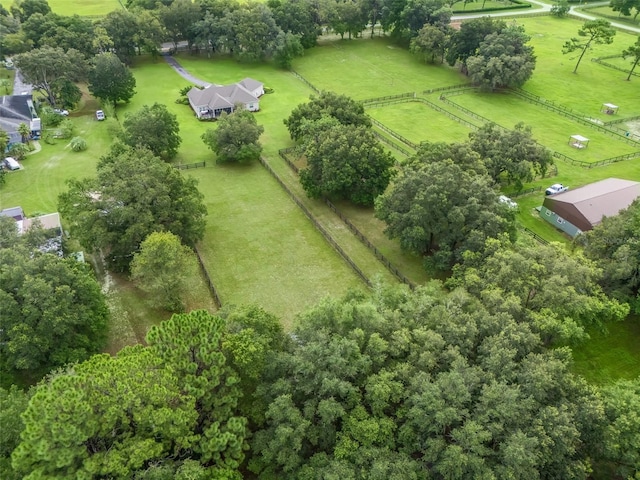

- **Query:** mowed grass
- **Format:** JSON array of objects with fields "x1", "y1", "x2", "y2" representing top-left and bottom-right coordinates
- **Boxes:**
[
  {"x1": 516, "y1": 16, "x2": 640, "y2": 120},
  {"x1": 571, "y1": 315, "x2": 640, "y2": 384},
  {"x1": 447, "y1": 92, "x2": 640, "y2": 162},
  {"x1": 367, "y1": 101, "x2": 475, "y2": 145},
  {"x1": 47, "y1": 0, "x2": 122, "y2": 16},
  {"x1": 293, "y1": 36, "x2": 468, "y2": 100},
  {"x1": 123, "y1": 57, "x2": 364, "y2": 328}
]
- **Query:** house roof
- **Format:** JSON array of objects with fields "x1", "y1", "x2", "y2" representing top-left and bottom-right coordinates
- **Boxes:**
[
  {"x1": 547, "y1": 178, "x2": 640, "y2": 227},
  {"x1": 0, "y1": 206, "x2": 25, "y2": 220},
  {"x1": 239, "y1": 77, "x2": 263, "y2": 92},
  {"x1": 0, "y1": 95, "x2": 38, "y2": 143},
  {"x1": 188, "y1": 82, "x2": 259, "y2": 110},
  {"x1": 20, "y1": 213, "x2": 62, "y2": 234}
]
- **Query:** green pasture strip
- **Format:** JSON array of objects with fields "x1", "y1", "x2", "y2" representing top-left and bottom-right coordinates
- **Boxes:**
[
  {"x1": 579, "y1": 5, "x2": 640, "y2": 27},
  {"x1": 292, "y1": 37, "x2": 467, "y2": 100},
  {"x1": 186, "y1": 164, "x2": 364, "y2": 330},
  {"x1": 124, "y1": 57, "x2": 365, "y2": 329},
  {"x1": 332, "y1": 201, "x2": 442, "y2": 284},
  {"x1": 509, "y1": 158, "x2": 640, "y2": 243},
  {"x1": 266, "y1": 153, "x2": 400, "y2": 286},
  {"x1": 367, "y1": 101, "x2": 475, "y2": 145},
  {"x1": 448, "y1": 92, "x2": 639, "y2": 162},
  {"x1": 514, "y1": 17, "x2": 640, "y2": 119},
  {"x1": 1, "y1": 68, "x2": 15, "y2": 95},
  {"x1": 571, "y1": 315, "x2": 640, "y2": 384},
  {"x1": 47, "y1": 0, "x2": 123, "y2": 16},
  {"x1": 0, "y1": 115, "x2": 112, "y2": 214}
]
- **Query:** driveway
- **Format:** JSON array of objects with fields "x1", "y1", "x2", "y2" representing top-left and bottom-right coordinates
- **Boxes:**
[
  {"x1": 163, "y1": 56, "x2": 211, "y2": 88},
  {"x1": 13, "y1": 69, "x2": 33, "y2": 96}
]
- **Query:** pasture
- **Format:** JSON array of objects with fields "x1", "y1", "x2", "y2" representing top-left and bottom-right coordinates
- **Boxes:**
[{"x1": 46, "y1": 0, "x2": 122, "y2": 16}]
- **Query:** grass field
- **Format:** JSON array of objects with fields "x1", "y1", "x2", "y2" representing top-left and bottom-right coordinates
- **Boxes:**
[
  {"x1": 367, "y1": 101, "x2": 475, "y2": 144},
  {"x1": 571, "y1": 315, "x2": 640, "y2": 384},
  {"x1": 580, "y1": 5, "x2": 640, "y2": 27},
  {"x1": 47, "y1": 0, "x2": 122, "y2": 16},
  {"x1": 293, "y1": 36, "x2": 468, "y2": 100}
]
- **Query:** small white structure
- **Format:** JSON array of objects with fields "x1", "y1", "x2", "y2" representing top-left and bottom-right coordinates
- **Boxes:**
[
  {"x1": 601, "y1": 103, "x2": 618, "y2": 115},
  {"x1": 569, "y1": 134, "x2": 589, "y2": 149},
  {"x1": 187, "y1": 78, "x2": 264, "y2": 120}
]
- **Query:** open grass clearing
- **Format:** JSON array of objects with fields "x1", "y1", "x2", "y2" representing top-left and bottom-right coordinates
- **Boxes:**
[
  {"x1": 447, "y1": 92, "x2": 640, "y2": 162},
  {"x1": 292, "y1": 36, "x2": 467, "y2": 100},
  {"x1": 367, "y1": 101, "x2": 476, "y2": 145},
  {"x1": 571, "y1": 315, "x2": 640, "y2": 384},
  {"x1": 515, "y1": 16, "x2": 640, "y2": 120},
  {"x1": 579, "y1": 5, "x2": 640, "y2": 27},
  {"x1": 46, "y1": 0, "x2": 122, "y2": 16}
]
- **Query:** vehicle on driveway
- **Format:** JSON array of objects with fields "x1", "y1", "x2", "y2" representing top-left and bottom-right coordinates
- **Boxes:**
[
  {"x1": 54, "y1": 109, "x2": 69, "y2": 116},
  {"x1": 95, "y1": 110, "x2": 105, "y2": 121},
  {"x1": 498, "y1": 195, "x2": 518, "y2": 209},
  {"x1": 545, "y1": 183, "x2": 569, "y2": 195}
]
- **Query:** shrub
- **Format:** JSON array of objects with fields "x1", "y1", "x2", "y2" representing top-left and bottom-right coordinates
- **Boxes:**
[
  {"x1": 8, "y1": 143, "x2": 29, "y2": 160},
  {"x1": 69, "y1": 136, "x2": 87, "y2": 152},
  {"x1": 264, "y1": 86, "x2": 275, "y2": 94},
  {"x1": 55, "y1": 119, "x2": 75, "y2": 140},
  {"x1": 39, "y1": 106, "x2": 64, "y2": 128}
]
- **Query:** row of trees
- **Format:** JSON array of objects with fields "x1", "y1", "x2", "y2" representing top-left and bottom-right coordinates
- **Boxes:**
[{"x1": 1, "y1": 278, "x2": 637, "y2": 479}]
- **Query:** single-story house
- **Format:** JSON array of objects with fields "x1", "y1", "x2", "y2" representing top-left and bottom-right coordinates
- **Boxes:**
[
  {"x1": 1, "y1": 208, "x2": 64, "y2": 254},
  {"x1": 540, "y1": 178, "x2": 640, "y2": 237},
  {"x1": 0, "y1": 206, "x2": 25, "y2": 221},
  {"x1": 187, "y1": 78, "x2": 264, "y2": 120},
  {"x1": 0, "y1": 95, "x2": 40, "y2": 149}
]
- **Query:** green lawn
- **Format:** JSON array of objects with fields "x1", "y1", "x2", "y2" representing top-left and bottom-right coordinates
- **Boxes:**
[
  {"x1": 122, "y1": 57, "x2": 365, "y2": 328},
  {"x1": 580, "y1": 5, "x2": 640, "y2": 28},
  {"x1": 447, "y1": 92, "x2": 640, "y2": 163},
  {"x1": 47, "y1": 0, "x2": 122, "y2": 16},
  {"x1": 571, "y1": 315, "x2": 640, "y2": 384},
  {"x1": 1, "y1": 67, "x2": 15, "y2": 95},
  {"x1": 292, "y1": 36, "x2": 468, "y2": 100},
  {"x1": 367, "y1": 101, "x2": 475, "y2": 145}
]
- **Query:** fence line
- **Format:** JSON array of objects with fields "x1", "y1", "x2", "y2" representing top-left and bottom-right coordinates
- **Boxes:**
[
  {"x1": 591, "y1": 56, "x2": 640, "y2": 78},
  {"x1": 175, "y1": 161, "x2": 206, "y2": 170},
  {"x1": 508, "y1": 186, "x2": 542, "y2": 198},
  {"x1": 422, "y1": 83, "x2": 475, "y2": 95},
  {"x1": 259, "y1": 156, "x2": 371, "y2": 286},
  {"x1": 290, "y1": 69, "x2": 320, "y2": 94},
  {"x1": 372, "y1": 131, "x2": 413, "y2": 156},
  {"x1": 194, "y1": 245, "x2": 223, "y2": 308},
  {"x1": 362, "y1": 92, "x2": 415, "y2": 105},
  {"x1": 553, "y1": 150, "x2": 640, "y2": 168},
  {"x1": 415, "y1": 97, "x2": 479, "y2": 130},
  {"x1": 369, "y1": 118, "x2": 417, "y2": 149},
  {"x1": 520, "y1": 227, "x2": 550, "y2": 245},
  {"x1": 604, "y1": 114, "x2": 640, "y2": 126},
  {"x1": 278, "y1": 149, "x2": 416, "y2": 289}
]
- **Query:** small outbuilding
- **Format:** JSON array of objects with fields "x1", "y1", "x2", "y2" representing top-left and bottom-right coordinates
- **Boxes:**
[
  {"x1": 569, "y1": 134, "x2": 589, "y2": 149},
  {"x1": 601, "y1": 103, "x2": 618, "y2": 115},
  {"x1": 540, "y1": 178, "x2": 640, "y2": 237}
]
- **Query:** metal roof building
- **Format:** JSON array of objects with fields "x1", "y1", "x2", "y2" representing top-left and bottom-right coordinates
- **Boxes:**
[{"x1": 542, "y1": 178, "x2": 640, "y2": 232}]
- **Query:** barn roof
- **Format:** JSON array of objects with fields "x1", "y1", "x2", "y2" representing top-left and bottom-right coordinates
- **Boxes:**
[{"x1": 546, "y1": 178, "x2": 640, "y2": 228}]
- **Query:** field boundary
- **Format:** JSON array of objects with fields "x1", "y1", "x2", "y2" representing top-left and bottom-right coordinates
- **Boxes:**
[
  {"x1": 278, "y1": 148, "x2": 417, "y2": 289},
  {"x1": 175, "y1": 161, "x2": 206, "y2": 170},
  {"x1": 259, "y1": 155, "x2": 371, "y2": 286},
  {"x1": 591, "y1": 55, "x2": 640, "y2": 79},
  {"x1": 194, "y1": 245, "x2": 223, "y2": 308}
]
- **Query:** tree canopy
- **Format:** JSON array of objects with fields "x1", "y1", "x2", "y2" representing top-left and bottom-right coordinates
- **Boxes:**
[
  {"x1": 0, "y1": 218, "x2": 108, "y2": 384},
  {"x1": 563, "y1": 19, "x2": 616, "y2": 73},
  {"x1": 375, "y1": 158, "x2": 516, "y2": 270},
  {"x1": 120, "y1": 103, "x2": 182, "y2": 160},
  {"x1": 88, "y1": 52, "x2": 137, "y2": 107},
  {"x1": 58, "y1": 144, "x2": 207, "y2": 271},
  {"x1": 284, "y1": 91, "x2": 371, "y2": 142},
  {"x1": 201, "y1": 109, "x2": 264, "y2": 163},
  {"x1": 299, "y1": 120, "x2": 395, "y2": 206}
]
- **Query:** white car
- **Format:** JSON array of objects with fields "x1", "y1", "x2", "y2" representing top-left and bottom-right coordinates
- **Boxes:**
[
  {"x1": 95, "y1": 110, "x2": 105, "y2": 121},
  {"x1": 54, "y1": 109, "x2": 69, "y2": 116},
  {"x1": 545, "y1": 183, "x2": 569, "y2": 195},
  {"x1": 498, "y1": 195, "x2": 518, "y2": 209}
]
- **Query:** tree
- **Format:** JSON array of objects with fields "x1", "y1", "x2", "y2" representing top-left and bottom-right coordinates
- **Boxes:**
[
  {"x1": 399, "y1": 0, "x2": 450, "y2": 37},
  {"x1": 58, "y1": 144, "x2": 206, "y2": 272},
  {"x1": 468, "y1": 122, "x2": 553, "y2": 190},
  {"x1": 268, "y1": 0, "x2": 321, "y2": 48},
  {"x1": 17, "y1": 123, "x2": 30, "y2": 144},
  {"x1": 100, "y1": 9, "x2": 139, "y2": 63},
  {"x1": 0, "y1": 129, "x2": 9, "y2": 155},
  {"x1": 121, "y1": 103, "x2": 181, "y2": 160},
  {"x1": 50, "y1": 77, "x2": 82, "y2": 109},
  {"x1": 581, "y1": 199, "x2": 640, "y2": 313},
  {"x1": 299, "y1": 121, "x2": 395, "y2": 206},
  {"x1": 446, "y1": 17, "x2": 506, "y2": 71},
  {"x1": 375, "y1": 159, "x2": 516, "y2": 270},
  {"x1": 410, "y1": 24, "x2": 450, "y2": 64},
  {"x1": 610, "y1": 0, "x2": 640, "y2": 20},
  {"x1": 15, "y1": 0, "x2": 50, "y2": 21},
  {"x1": 130, "y1": 231, "x2": 199, "y2": 312},
  {"x1": 449, "y1": 236, "x2": 630, "y2": 345},
  {"x1": 466, "y1": 24, "x2": 536, "y2": 90},
  {"x1": 88, "y1": 53, "x2": 137, "y2": 107},
  {"x1": 284, "y1": 91, "x2": 371, "y2": 141},
  {"x1": 158, "y1": 0, "x2": 202, "y2": 49},
  {"x1": 550, "y1": 0, "x2": 570, "y2": 17},
  {"x1": 0, "y1": 223, "x2": 109, "y2": 383},
  {"x1": 12, "y1": 310, "x2": 248, "y2": 479},
  {"x1": 273, "y1": 30, "x2": 304, "y2": 69},
  {"x1": 217, "y1": 3, "x2": 282, "y2": 61},
  {"x1": 250, "y1": 284, "x2": 606, "y2": 478},
  {"x1": 201, "y1": 109, "x2": 264, "y2": 163},
  {"x1": 600, "y1": 378, "x2": 640, "y2": 479},
  {"x1": 13, "y1": 46, "x2": 87, "y2": 106},
  {"x1": 563, "y1": 19, "x2": 616, "y2": 73},
  {"x1": 622, "y1": 35, "x2": 640, "y2": 81},
  {"x1": 0, "y1": 386, "x2": 30, "y2": 480}
]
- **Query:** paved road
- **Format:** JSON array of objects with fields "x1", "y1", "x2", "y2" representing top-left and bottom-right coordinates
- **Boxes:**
[
  {"x1": 452, "y1": 0, "x2": 640, "y2": 34},
  {"x1": 163, "y1": 55, "x2": 211, "y2": 88},
  {"x1": 13, "y1": 70, "x2": 33, "y2": 96}
]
